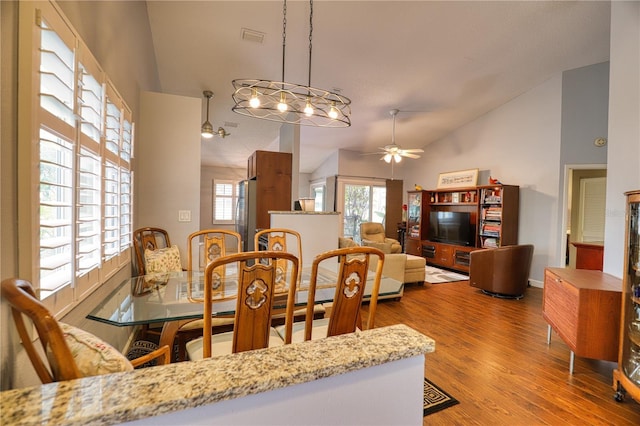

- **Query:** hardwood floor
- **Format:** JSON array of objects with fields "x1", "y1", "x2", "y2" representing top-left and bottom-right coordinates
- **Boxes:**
[{"x1": 366, "y1": 281, "x2": 640, "y2": 425}]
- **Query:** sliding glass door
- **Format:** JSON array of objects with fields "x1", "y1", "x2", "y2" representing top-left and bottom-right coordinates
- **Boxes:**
[{"x1": 338, "y1": 179, "x2": 386, "y2": 241}]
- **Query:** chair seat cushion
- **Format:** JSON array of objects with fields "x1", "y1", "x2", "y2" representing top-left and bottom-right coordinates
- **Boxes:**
[
  {"x1": 185, "y1": 327, "x2": 283, "y2": 361},
  {"x1": 144, "y1": 245, "x2": 182, "y2": 274},
  {"x1": 178, "y1": 316, "x2": 236, "y2": 331},
  {"x1": 48, "y1": 323, "x2": 133, "y2": 378},
  {"x1": 275, "y1": 319, "x2": 361, "y2": 343}
]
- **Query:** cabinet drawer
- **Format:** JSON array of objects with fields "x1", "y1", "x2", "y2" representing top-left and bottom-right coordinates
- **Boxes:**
[{"x1": 544, "y1": 271, "x2": 579, "y2": 347}]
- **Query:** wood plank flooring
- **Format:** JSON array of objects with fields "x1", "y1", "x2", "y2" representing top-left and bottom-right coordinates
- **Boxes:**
[{"x1": 365, "y1": 281, "x2": 640, "y2": 425}]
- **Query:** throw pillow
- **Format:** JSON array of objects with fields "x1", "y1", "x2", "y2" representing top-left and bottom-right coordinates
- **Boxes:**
[
  {"x1": 144, "y1": 245, "x2": 182, "y2": 274},
  {"x1": 47, "y1": 322, "x2": 133, "y2": 378}
]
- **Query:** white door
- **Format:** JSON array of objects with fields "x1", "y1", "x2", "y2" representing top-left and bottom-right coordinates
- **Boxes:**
[{"x1": 578, "y1": 177, "x2": 606, "y2": 242}]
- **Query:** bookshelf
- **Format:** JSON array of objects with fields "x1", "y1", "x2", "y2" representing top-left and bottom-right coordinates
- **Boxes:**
[{"x1": 478, "y1": 185, "x2": 519, "y2": 248}]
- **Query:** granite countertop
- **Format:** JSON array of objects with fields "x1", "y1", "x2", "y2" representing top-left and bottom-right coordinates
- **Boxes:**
[
  {"x1": 0, "y1": 324, "x2": 434, "y2": 426},
  {"x1": 268, "y1": 210, "x2": 340, "y2": 215}
]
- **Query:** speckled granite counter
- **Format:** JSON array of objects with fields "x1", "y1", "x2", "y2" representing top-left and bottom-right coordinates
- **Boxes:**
[{"x1": 0, "y1": 324, "x2": 434, "y2": 426}]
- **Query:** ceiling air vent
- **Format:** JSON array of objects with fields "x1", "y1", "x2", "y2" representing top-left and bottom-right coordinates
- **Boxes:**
[{"x1": 241, "y1": 28, "x2": 265, "y2": 44}]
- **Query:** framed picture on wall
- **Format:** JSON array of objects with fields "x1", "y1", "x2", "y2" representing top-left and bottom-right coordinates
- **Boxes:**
[{"x1": 437, "y1": 168, "x2": 479, "y2": 189}]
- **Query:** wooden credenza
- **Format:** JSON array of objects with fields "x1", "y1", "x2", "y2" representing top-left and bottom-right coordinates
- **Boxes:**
[{"x1": 542, "y1": 267, "x2": 622, "y2": 373}]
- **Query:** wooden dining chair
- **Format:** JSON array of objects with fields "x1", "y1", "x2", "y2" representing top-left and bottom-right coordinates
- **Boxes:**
[
  {"x1": 167, "y1": 229, "x2": 243, "y2": 359},
  {"x1": 185, "y1": 251, "x2": 299, "y2": 360},
  {"x1": 133, "y1": 227, "x2": 172, "y2": 276},
  {"x1": 254, "y1": 228, "x2": 325, "y2": 323},
  {"x1": 276, "y1": 246, "x2": 385, "y2": 343},
  {"x1": 1, "y1": 278, "x2": 170, "y2": 383},
  {"x1": 254, "y1": 228, "x2": 303, "y2": 291}
]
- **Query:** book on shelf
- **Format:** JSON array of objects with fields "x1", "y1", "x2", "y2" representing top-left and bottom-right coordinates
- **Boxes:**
[{"x1": 482, "y1": 237, "x2": 499, "y2": 248}]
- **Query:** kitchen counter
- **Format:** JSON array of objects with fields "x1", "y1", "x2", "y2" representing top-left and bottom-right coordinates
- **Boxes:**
[{"x1": 0, "y1": 324, "x2": 434, "y2": 426}]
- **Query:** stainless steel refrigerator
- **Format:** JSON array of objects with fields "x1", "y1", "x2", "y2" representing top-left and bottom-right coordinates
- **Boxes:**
[{"x1": 236, "y1": 179, "x2": 257, "y2": 251}]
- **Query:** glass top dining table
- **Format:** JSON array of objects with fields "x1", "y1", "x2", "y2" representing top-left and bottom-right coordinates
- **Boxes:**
[{"x1": 87, "y1": 266, "x2": 403, "y2": 354}]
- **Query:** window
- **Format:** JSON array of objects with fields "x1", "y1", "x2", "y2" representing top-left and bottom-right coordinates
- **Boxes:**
[
  {"x1": 213, "y1": 180, "x2": 239, "y2": 224},
  {"x1": 311, "y1": 182, "x2": 325, "y2": 212},
  {"x1": 18, "y1": 2, "x2": 133, "y2": 315},
  {"x1": 337, "y1": 178, "x2": 387, "y2": 241}
]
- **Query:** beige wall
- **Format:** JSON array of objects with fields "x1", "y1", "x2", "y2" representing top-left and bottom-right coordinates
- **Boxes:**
[{"x1": 137, "y1": 91, "x2": 202, "y2": 265}]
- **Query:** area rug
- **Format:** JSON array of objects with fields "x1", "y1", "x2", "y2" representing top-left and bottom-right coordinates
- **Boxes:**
[
  {"x1": 424, "y1": 377, "x2": 459, "y2": 416},
  {"x1": 425, "y1": 265, "x2": 469, "y2": 283}
]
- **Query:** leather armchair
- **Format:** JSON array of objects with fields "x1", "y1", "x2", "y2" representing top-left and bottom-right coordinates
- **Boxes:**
[
  {"x1": 360, "y1": 222, "x2": 402, "y2": 253},
  {"x1": 469, "y1": 244, "x2": 534, "y2": 299}
]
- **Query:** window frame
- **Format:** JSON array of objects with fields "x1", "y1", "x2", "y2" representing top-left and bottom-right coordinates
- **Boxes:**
[
  {"x1": 18, "y1": 1, "x2": 133, "y2": 316},
  {"x1": 212, "y1": 179, "x2": 239, "y2": 225},
  {"x1": 336, "y1": 177, "x2": 387, "y2": 241}
]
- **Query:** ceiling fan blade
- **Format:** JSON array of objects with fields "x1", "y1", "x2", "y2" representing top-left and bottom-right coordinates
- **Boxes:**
[
  {"x1": 401, "y1": 152, "x2": 421, "y2": 159},
  {"x1": 401, "y1": 148, "x2": 425, "y2": 153}
]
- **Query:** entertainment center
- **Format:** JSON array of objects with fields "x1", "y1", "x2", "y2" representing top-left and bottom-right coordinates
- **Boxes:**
[{"x1": 405, "y1": 184, "x2": 519, "y2": 273}]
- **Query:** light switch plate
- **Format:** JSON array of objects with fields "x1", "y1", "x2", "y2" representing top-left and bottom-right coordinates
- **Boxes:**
[{"x1": 178, "y1": 210, "x2": 191, "y2": 222}]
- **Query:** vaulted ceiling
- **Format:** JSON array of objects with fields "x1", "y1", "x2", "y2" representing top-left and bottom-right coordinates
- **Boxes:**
[{"x1": 145, "y1": 1, "x2": 611, "y2": 173}]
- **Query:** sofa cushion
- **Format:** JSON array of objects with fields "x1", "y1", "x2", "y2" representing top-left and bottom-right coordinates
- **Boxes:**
[
  {"x1": 361, "y1": 239, "x2": 393, "y2": 254},
  {"x1": 405, "y1": 254, "x2": 426, "y2": 270},
  {"x1": 338, "y1": 237, "x2": 359, "y2": 249}
]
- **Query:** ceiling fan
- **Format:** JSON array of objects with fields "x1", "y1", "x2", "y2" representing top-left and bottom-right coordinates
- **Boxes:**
[
  {"x1": 369, "y1": 109, "x2": 424, "y2": 163},
  {"x1": 214, "y1": 127, "x2": 231, "y2": 138}
]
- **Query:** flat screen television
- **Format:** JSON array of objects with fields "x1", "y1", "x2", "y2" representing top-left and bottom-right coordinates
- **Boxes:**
[{"x1": 428, "y1": 211, "x2": 474, "y2": 246}]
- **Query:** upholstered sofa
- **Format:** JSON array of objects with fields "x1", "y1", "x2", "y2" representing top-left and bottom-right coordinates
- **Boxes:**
[{"x1": 338, "y1": 237, "x2": 426, "y2": 299}]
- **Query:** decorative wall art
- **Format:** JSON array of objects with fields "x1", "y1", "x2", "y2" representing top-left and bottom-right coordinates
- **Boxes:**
[{"x1": 436, "y1": 169, "x2": 479, "y2": 189}]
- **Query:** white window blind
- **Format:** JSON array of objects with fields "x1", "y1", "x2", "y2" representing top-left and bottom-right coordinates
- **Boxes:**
[
  {"x1": 19, "y1": 2, "x2": 135, "y2": 314},
  {"x1": 38, "y1": 128, "x2": 74, "y2": 297},
  {"x1": 213, "y1": 180, "x2": 238, "y2": 223},
  {"x1": 103, "y1": 161, "x2": 120, "y2": 260}
]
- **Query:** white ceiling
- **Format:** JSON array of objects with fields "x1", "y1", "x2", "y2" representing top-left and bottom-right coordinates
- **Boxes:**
[{"x1": 145, "y1": 1, "x2": 611, "y2": 173}]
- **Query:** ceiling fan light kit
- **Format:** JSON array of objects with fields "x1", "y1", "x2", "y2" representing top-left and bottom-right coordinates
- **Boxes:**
[
  {"x1": 232, "y1": 0, "x2": 351, "y2": 128},
  {"x1": 372, "y1": 109, "x2": 424, "y2": 163},
  {"x1": 201, "y1": 90, "x2": 215, "y2": 138},
  {"x1": 201, "y1": 91, "x2": 230, "y2": 139}
]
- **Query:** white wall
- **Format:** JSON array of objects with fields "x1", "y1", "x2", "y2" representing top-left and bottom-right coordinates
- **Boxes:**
[
  {"x1": 137, "y1": 91, "x2": 202, "y2": 264},
  {"x1": 603, "y1": 1, "x2": 640, "y2": 277},
  {"x1": 403, "y1": 76, "x2": 564, "y2": 284}
]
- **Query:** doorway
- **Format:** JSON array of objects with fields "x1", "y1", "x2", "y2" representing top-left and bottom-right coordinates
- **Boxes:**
[{"x1": 561, "y1": 165, "x2": 607, "y2": 268}]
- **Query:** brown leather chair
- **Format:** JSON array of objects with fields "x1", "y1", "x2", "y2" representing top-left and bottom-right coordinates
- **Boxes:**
[{"x1": 469, "y1": 244, "x2": 534, "y2": 299}]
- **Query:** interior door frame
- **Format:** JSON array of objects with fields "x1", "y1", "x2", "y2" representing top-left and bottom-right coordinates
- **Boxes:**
[{"x1": 559, "y1": 163, "x2": 607, "y2": 268}]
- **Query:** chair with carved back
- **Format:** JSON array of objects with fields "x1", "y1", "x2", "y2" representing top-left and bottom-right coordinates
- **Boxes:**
[
  {"x1": 169, "y1": 230, "x2": 243, "y2": 359},
  {"x1": 133, "y1": 227, "x2": 173, "y2": 276},
  {"x1": 276, "y1": 246, "x2": 385, "y2": 343},
  {"x1": 185, "y1": 251, "x2": 299, "y2": 360},
  {"x1": 1, "y1": 278, "x2": 170, "y2": 384},
  {"x1": 254, "y1": 228, "x2": 326, "y2": 323},
  {"x1": 132, "y1": 227, "x2": 183, "y2": 342}
]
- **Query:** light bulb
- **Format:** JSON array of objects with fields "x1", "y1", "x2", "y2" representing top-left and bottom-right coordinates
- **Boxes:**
[
  {"x1": 384, "y1": 154, "x2": 392, "y2": 163},
  {"x1": 249, "y1": 89, "x2": 260, "y2": 108},
  {"x1": 277, "y1": 92, "x2": 288, "y2": 112},
  {"x1": 328, "y1": 102, "x2": 338, "y2": 119},
  {"x1": 201, "y1": 121, "x2": 214, "y2": 138},
  {"x1": 394, "y1": 154, "x2": 402, "y2": 163},
  {"x1": 304, "y1": 98, "x2": 314, "y2": 116}
]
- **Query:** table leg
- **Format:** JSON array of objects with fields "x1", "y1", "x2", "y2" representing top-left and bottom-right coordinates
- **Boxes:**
[
  {"x1": 569, "y1": 351, "x2": 575, "y2": 375},
  {"x1": 547, "y1": 325, "x2": 552, "y2": 344},
  {"x1": 158, "y1": 321, "x2": 182, "y2": 361}
]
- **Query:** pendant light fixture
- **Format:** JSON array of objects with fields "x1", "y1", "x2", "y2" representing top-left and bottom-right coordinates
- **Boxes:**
[
  {"x1": 201, "y1": 90, "x2": 215, "y2": 138},
  {"x1": 232, "y1": 0, "x2": 351, "y2": 127}
]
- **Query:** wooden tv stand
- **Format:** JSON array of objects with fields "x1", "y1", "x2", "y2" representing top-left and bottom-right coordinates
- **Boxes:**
[
  {"x1": 542, "y1": 267, "x2": 622, "y2": 374},
  {"x1": 422, "y1": 241, "x2": 475, "y2": 273}
]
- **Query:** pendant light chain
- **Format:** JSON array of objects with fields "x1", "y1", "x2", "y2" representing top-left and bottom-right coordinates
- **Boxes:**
[
  {"x1": 308, "y1": 0, "x2": 313, "y2": 87},
  {"x1": 281, "y1": 0, "x2": 287, "y2": 83}
]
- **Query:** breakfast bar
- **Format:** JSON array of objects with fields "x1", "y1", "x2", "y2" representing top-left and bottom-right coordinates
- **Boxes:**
[{"x1": 0, "y1": 324, "x2": 435, "y2": 425}]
